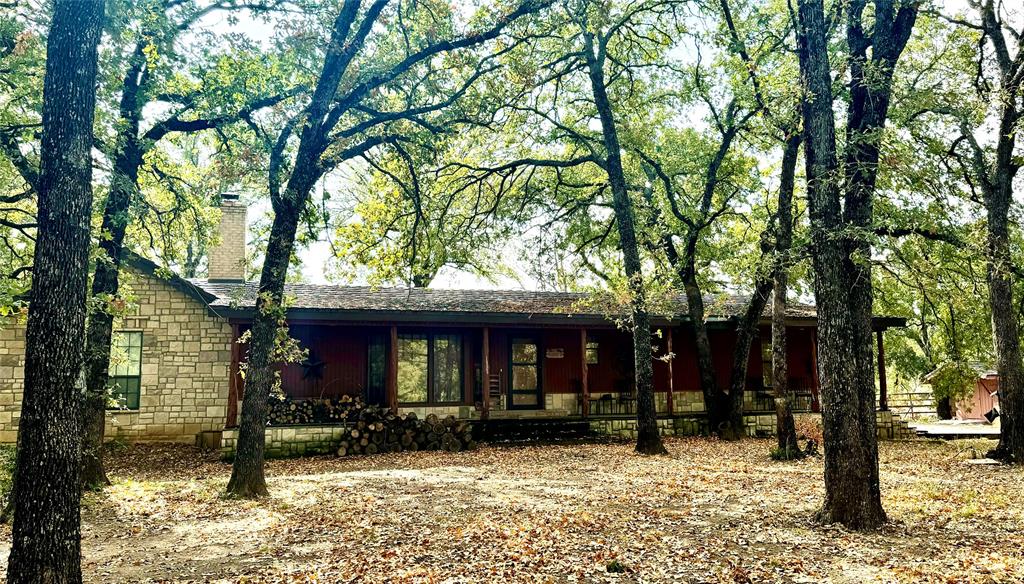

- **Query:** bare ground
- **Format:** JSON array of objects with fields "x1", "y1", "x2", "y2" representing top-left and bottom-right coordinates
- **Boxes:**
[{"x1": 1, "y1": 437, "x2": 1022, "y2": 583}]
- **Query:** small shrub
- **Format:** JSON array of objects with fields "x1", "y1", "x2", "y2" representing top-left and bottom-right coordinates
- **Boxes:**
[
  {"x1": 769, "y1": 446, "x2": 805, "y2": 461},
  {"x1": 606, "y1": 559, "x2": 626, "y2": 573},
  {"x1": 0, "y1": 444, "x2": 16, "y2": 510},
  {"x1": 105, "y1": 434, "x2": 131, "y2": 452}
]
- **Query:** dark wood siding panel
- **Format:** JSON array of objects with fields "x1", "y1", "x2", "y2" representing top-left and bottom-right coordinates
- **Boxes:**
[
  {"x1": 668, "y1": 324, "x2": 819, "y2": 395},
  {"x1": 279, "y1": 325, "x2": 370, "y2": 400},
  {"x1": 652, "y1": 327, "x2": 671, "y2": 392},
  {"x1": 787, "y1": 327, "x2": 818, "y2": 390},
  {"x1": 541, "y1": 329, "x2": 582, "y2": 393},
  {"x1": 585, "y1": 329, "x2": 634, "y2": 395},
  {"x1": 709, "y1": 330, "x2": 735, "y2": 390},
  {"x1": 671, "y1": 328, "x2": 700, "y2": 392}
]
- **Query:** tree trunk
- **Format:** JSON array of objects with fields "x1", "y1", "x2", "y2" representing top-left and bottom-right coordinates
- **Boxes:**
[
  {"x1": 583, "y1": 31, "x2": 665, "y2": 455},
  {"x1": 984, "y1": 159, "x2": 1024, "y2": 461},
  {"x1": 725, "y1": 275, "x2": 773, "y2": 439},
  {"x1": 80, "y1": 173, "x2": 136, "y2": 490},
  {"x1": 225, "y1": 200, "x2": 302, "y2": 497},
  {"x1": 982, "y1": 63, "x2": 1024, "y2": 461},
  {"x1": 796, "y1": 0, "x2": 916, "y2": 529},
  {"x1": 796, "y1": 0, "x2": 887, "y2": 530},
  {"x1": 6, "y1": 0, "x2": 104, "y2": 581},
  {"x1": 227, "y1": 2, "x2": 363, "y2": 496},
  {"x1": 80, "y1": 42, "x2": 149, "y2": 491},
  {"x1": 936, "y1": 396, "x2": 953, "y2": 420},
  {"x1": 773, "y1": 133, "x2": 801, "y2": 454},
  {"x1": 681, "y1": 275, "x2": 728, "y2": 434}
]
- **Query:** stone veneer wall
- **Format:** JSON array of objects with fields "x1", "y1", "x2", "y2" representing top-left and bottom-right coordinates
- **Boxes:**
[
  {"x1": 218, "y1": 411, "x2": 919, "y2": 459},
  {"x1": 0, "y1": 267, "x2": 234, "y2": 443},
  {"x1": 0, "y1": 324, "x2": 25, "y2": 444},
  {"x1": 548, "y1": 390, "x2": 733, "y2": 416},
  {"x1": 589, "y1": 410, "x2": 918, "y2": 441},
  {"x1": 221, "y1": 425, "x2": 351, "y2": 458},
  {"x1": 398, "y1": 404, "x2": 474, "y2": 419}
]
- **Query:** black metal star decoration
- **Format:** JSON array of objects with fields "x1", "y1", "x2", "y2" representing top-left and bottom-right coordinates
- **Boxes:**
[{"x1": 301, "y1": 352, "x2": 326, "y2": 380}]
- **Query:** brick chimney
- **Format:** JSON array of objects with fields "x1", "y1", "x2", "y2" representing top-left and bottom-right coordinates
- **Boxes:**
[{"x1": 207, "y1": 193, "x2": 247, "y2": 282}]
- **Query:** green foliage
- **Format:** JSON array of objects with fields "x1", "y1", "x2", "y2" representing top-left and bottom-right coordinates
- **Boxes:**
[
  {"x1": 237, "y1": 292, "x2": 307, "y2": 396},
  {"x1": 0, "y1": 444, "x2": 15, "y2": 511},
  {"x1": 605, "y1": 559, "x2": 626, "y2": 573},
  {"x1": 926, "y1": 362, "x2": 979, "y2": 406},
  {"x1": 769, "y1": 446, "x2": 805, "y2": 461}
]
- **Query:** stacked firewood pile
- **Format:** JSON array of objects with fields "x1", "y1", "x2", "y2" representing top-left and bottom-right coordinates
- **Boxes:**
[
  {"x1": 336, "y1": 410, "x2": 477, "y2": 457},
  {"x1": 266, "y1": 394, "x2": 364, "y2": 425},
  {"x1": 264, "y1": 394, "x2": 477, "y2": 456}
]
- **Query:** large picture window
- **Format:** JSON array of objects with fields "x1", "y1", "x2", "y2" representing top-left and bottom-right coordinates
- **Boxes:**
[
  {"x1": 761, "y1": 340, "x2": 773, "y2": 388},
  {"x1": 397, "y1": 333, "x2": 463, "y2": 404},
  {"x1": 433, "y1": 334, "x2": 462, "y2": 403},
  {"x1": 397, "y1": 334, "x2": 429, "y2": 403},
  {"x1": 108, "y1": 331, "x2": 143, "y2": 410},
  {"x1": 366, "y1": 333, "x2": 387, "y2": 405}
]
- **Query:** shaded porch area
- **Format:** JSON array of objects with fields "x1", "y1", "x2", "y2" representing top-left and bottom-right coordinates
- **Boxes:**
[{"x1": 227, "y1": 319, "x2": 826, "y2": 424}]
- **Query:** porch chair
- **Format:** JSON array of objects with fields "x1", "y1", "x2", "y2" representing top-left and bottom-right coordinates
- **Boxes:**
[{"x1": 614, "y1": 379, "x2": 636, "y2": 414}]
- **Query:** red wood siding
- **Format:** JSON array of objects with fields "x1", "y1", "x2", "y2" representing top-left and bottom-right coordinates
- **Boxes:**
[
  {"x1": 261, "y1": 322, "x2": 822, "y2": 405},
  {"x1": 958, "y1": 378, "x2": 998, "y2": 420},
  {"x1": 279, "y1": 325, "x2": 374, "y2": 399},
  {"x1": 540, "y1": 329, "x2": 582, "y2": 393}
]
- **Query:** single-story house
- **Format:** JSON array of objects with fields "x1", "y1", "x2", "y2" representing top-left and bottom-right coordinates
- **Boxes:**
[{"x1": 0, "y1": 197, "x2": 907, "y2": 446}]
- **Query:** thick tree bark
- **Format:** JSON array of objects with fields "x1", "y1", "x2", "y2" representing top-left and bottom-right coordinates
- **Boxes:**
[
  {"x1": 6, "y1": 0, "x2": 104, "y2": 581},
  {"x1": 725, "y1": 272, "x2": 773, "y2": 438},
  {"x1": 226, "y1": 1, "x2": 364, "y2": 497},
  {"x1": 226, "y1": 0, "x2": 546, "y2": 493},
  {"x1": 583, "y1": 31, "x2": 666, "y2": 455},
  {"x1": 985, "y1": 148, "x2": 1024, "y2": 461},
  {"x1": 773, "y1": 133, "x2": 801, "y2": 454},
  {"x1": 225, "y1": 201, "x2": 302, "y2": 497},
  {"x1": 796, "y1": 0, "x2": 915, "y2": 530},
  {"x1": 973, "y1": 1, "x2": 1024, "y2": 460},
  {"x1": 682, "y1": 276, "x2": 729, "y2": 433}
]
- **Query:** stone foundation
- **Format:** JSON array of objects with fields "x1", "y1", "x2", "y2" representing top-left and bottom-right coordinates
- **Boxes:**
[
  {"x1": 590, "y1": 410, "x2": 917, "y2": 441},
  {"x1": 397, "y1": 405, "x2": 474, "y2": 420},
  {"x1": 221, "y1": 425, "x2": 351, "y2": 458}
]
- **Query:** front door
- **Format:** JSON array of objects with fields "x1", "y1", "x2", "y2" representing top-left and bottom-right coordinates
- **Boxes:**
[{"x1": 509, "y1": 337, "x2": 542, "y2": 409}]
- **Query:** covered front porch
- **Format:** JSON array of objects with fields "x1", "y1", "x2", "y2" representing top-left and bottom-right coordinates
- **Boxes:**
[{"x1": 226, "y1": 319, "x2": 826, "y2": 425}]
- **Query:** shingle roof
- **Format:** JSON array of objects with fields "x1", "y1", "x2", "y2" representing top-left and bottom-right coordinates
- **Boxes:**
[
  {"x1": 188, "y1": 279, "x2": 821, "y2": 322},
  {"x1": 122, "y1": 251, "x2": 905, "y2": 327}
]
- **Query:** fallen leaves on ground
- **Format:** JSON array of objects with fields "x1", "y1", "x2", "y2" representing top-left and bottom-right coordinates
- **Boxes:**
[{"x1": 0, "y1": 437, "x2": 1021, "y2": 583}]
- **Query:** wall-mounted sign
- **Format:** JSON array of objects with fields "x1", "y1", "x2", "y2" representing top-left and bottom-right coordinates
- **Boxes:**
[{"x1": 546, "y1": 348, "x2": 564, "y2": 359}]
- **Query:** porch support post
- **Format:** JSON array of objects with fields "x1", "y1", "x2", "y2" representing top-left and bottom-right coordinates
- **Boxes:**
[
  {"x1": 580, "y1": 328, "x2": 589, "y2": 418},
  {"x1": 387, "y1": 325, "x2": 398, "y2": 414},
  {"x1": 666, "y1": 327, "x2": 674, "y2": 416},
  {"x1": 226, "y1": 323, "x2": 241, "y2": 428},
  {"x1": 481, "y1": 327, "x2": 490, "y2": 420},
  {"x1": 877, "y1": 329, "x2": 889, "y2": 411}
]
